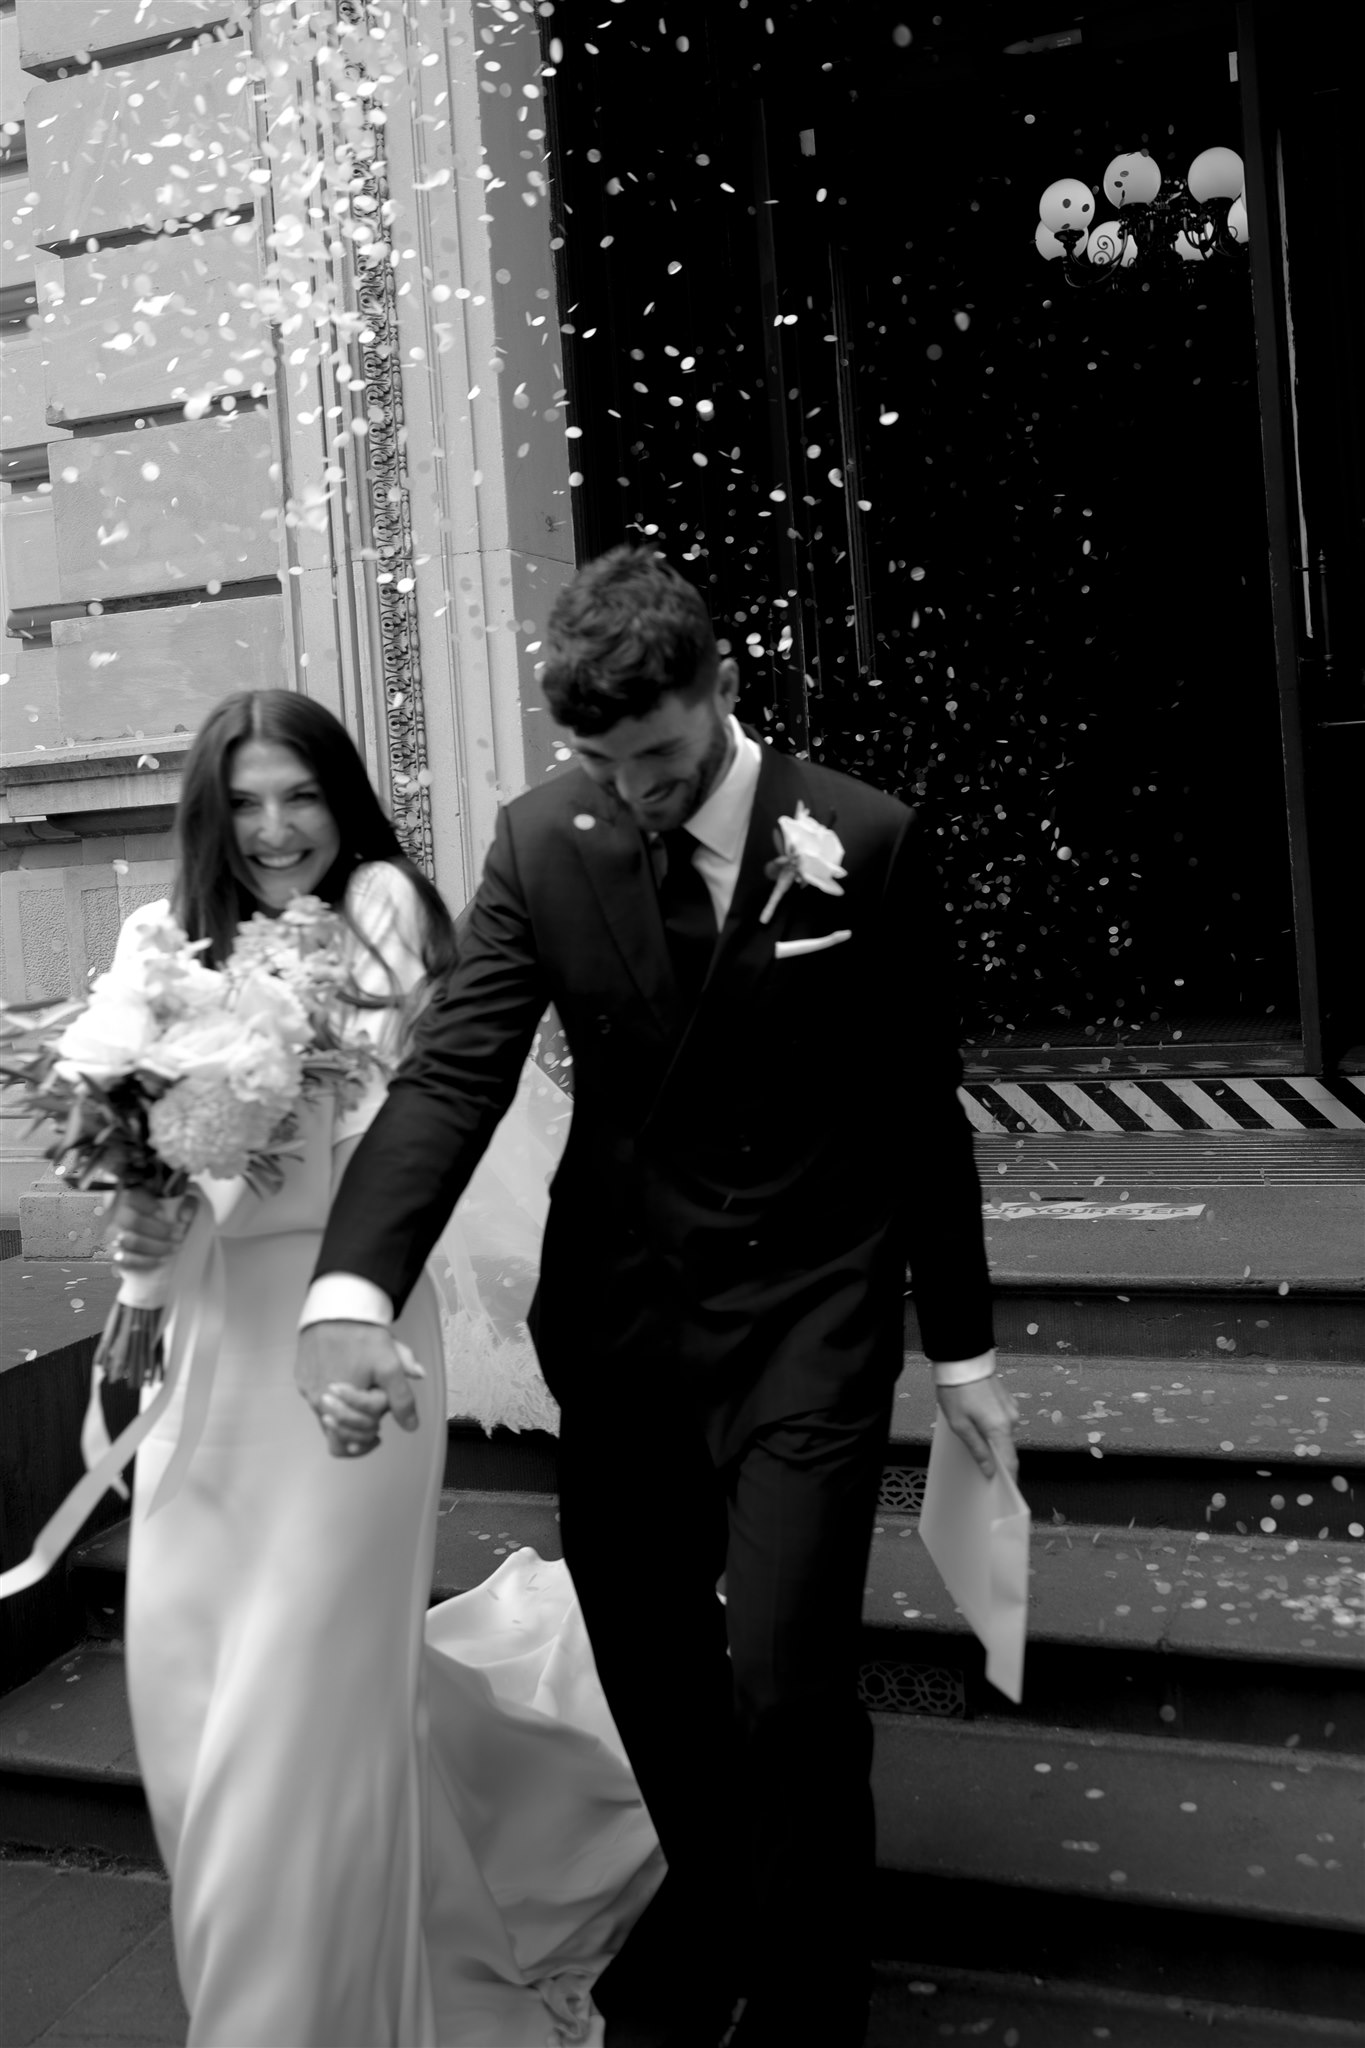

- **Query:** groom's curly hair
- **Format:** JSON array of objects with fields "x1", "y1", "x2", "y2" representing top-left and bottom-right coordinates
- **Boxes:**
[{"x1": 540, "y1": 545, "x2": 719, "y2": 735}]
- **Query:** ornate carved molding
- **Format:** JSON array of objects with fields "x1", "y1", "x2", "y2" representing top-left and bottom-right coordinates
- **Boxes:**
[{"x1": 335, "y1": 0, "x2": 434, "y2": 876}]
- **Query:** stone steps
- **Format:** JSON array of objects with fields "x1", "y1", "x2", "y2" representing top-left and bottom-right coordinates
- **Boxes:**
[
  {"x1": 872, "y1": 1716, "x2": 1364, "y2": 1933},
  {"x1": 4, "y1": 1627, "x2": 1361, "y2": 1961},
  {"x1": 5, "y1": 1488, "x2": 1362, "y2": 1925},
  {"x1": 888, "y1": 1354, "x2": 1365, "y2": 1539},
  {"x1": 866, "y1": 1965, "x2": 1365, "y2": 2048},
  {"x1": 1, "y1": 1134, "x2": 1361, "y2": 2027},
  {"x1": 8, "y1": 1863, "x2": 1362, "y2": 2048},
  {"x1": 59, "y1": 1497, "x2": 1365, "y2": 1746}
]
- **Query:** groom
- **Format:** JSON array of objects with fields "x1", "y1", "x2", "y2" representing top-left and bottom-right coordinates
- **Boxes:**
[{"x1": 297, "y1": 546, "x2": 1015, "y2": 2048}]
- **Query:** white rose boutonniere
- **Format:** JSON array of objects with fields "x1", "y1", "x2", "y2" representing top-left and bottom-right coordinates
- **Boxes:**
[{"x1": 759, "y1": 802, "x2": 847, "y2": 924}]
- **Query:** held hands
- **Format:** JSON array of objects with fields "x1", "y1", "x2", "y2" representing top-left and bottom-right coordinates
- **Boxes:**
[
  {"x1": 295, "y1": 1320, "x2": 425, "y2": 1460},
  {"x1": 936, "y1": 1374, "x2": 1020, "y2": 1484}
]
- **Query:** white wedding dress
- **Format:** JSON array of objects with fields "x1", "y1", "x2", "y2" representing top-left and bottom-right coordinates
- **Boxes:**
[{"x1": 120, "y1": 864, "x2": 661, "y2": 2046}]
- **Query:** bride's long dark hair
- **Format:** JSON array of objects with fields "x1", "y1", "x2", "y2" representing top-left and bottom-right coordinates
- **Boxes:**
[{"x1": 173, "y1": 690, "x2": 457, "y2": 988}]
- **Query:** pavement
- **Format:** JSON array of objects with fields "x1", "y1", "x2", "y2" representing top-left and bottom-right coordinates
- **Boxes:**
[
  {"x1": 5, "y1": 1857, "x2": 1361, "y2": 2048},
  {"x1": 1, "y1": 1858, "x2": 183, "y2": 2047},
  {"x1": 3, "y1": 1261, "x2": 119, "y2": 1366}
]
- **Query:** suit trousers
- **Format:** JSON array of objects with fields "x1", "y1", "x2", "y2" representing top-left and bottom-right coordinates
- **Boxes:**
[{"x1": 557, "y1": 1371, "x2": 894, "y2": 2037}]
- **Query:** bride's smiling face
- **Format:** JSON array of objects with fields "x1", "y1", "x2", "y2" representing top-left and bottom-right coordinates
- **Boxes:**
[{"x1": 229, "y1": 738, "x2": 341, "y2": 912}]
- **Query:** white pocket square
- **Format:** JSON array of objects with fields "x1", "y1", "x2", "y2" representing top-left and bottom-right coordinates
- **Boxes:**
[{"x1": 774, "y1": 930, "x2": 853, "y2": 959}]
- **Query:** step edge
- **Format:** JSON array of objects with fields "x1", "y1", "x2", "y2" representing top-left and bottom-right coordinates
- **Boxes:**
[
  {"x1": 870, "y1": 1847, "x2": 1365, "y2": 1936},
  {"x1": 869, "y1": 1960, "x2": 1365, "y2": 2042},
  {"x1": 974, "y1": 1276, "x2": 1365, "y2": 1299},
  {"x1": 436, "y1": 1488, "x2": 559, "y2": 1510},
  {"x1": 0, "y1": 1756, "x2": 143, "y2": 1789},
  {"x1": 870, "y1": 1708, "x2": 1365, "y2": 1773},
  {"x1": 885, "y1": 1429, "x2": 1365, "y2": 1463},
  {"x1": 866, "y1": 1522, "x2": 1365, "y2": 1669},
  {"x1": 860, "y1": 1607, "x2": 1365, "y2": 1673}
]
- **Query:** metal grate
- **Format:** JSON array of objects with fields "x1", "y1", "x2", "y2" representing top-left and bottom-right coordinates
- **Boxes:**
[
  {"x1": 859, "y1": 1660, "x2": 965, "y2": 1718},
  {"x1": 878, "y1": 1468, "x2": 927, "y2": 1517}
]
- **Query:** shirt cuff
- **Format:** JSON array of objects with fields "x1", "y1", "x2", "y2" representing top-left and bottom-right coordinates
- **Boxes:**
[
  {"x1": 299, "y1": 1274, "x2": 395, "y2": 1331},
  {"x1": 932, "y1": 1348, "x2": 997, "y2": 1388}
]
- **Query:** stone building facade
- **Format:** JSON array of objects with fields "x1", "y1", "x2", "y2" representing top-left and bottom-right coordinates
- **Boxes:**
[{"x1": 1, "y1": 0, "x2": 571, "y2": 1010}]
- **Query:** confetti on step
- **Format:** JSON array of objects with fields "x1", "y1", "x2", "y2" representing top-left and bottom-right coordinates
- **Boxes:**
[{"x1": 983, "y1": 1201, "x2": 1205, "y2": 1220}]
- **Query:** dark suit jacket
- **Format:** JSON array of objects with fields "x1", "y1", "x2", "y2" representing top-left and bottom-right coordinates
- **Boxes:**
[{"x1": 317, "y1": 742, "x2": 993, "y2": 1457}]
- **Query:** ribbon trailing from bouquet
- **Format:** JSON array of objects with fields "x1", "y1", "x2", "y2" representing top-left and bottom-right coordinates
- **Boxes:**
[{"x1": 0, "y1": 1202, "x2": 228, "y2": 1600}]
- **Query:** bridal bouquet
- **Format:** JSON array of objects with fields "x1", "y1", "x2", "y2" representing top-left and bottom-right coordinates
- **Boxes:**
[{"x1": 0, "y1": 897, "x2": 381, "y2": 1384}]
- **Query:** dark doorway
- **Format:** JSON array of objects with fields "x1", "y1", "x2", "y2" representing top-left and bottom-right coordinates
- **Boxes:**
[{"x1": 545, "y1": 0, "x2": 1302, "y2": 1059}]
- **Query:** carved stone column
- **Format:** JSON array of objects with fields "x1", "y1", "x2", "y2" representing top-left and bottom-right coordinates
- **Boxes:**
[{"x1": 258, "y1": 0, "x2": 576, "y2": 904}]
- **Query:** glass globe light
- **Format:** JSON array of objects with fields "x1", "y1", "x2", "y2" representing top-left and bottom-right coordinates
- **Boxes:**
[
  {"x1": 1227, "y1": 195, "x2": 1249, "y2": 243},
  {"x1": 1173, "y1": 225, "x2": 1214, "y2": 263},
  {"x1": 1187, "y1": 147, "x2": 1244, "y2": 202},
  {"x1": 1087, "y1": 220, "x2": 1137, "y2": 267},
  {"x1": 1102, "y1": 152, "x2": 1161, "y2": 208},
  {"x1": 1035, "y1": 219, "x2": 1085, "y2": 261},
  {"x1": 1038, "y1": 177, "x2": 1095, "y2": 233}
]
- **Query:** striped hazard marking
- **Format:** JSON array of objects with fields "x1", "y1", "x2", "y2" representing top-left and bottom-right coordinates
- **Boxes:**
[{"x1": 958, "y1": 1074, "x2": 1365, "y2": 1136}]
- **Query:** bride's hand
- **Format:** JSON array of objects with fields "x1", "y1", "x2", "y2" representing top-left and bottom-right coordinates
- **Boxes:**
[
  {"x1": 319, "y1": 1383, "x2": 389, "y2": 1459},
  {"x1": 107, "y1": 1186, "x2": 197, "y2": 1271},
  {"x1": 297, "y1": 1328, "x2": 427, "y2": 1458}
]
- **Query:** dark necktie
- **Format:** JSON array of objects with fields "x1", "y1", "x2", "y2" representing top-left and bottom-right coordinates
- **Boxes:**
[{"x1": 652, "y1": 828, "x2": 717, "y2": 1006}]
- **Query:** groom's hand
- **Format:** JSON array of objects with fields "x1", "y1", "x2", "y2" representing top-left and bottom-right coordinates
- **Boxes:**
[
  {"x1": 937, "y1": 1376, "x2": 1020, "y2": 1483},
  {"x1": 296, "y1": 1321, "x2": 421, "y2": 1452}
]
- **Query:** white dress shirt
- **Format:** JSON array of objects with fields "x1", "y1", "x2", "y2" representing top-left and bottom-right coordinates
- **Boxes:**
[
  {"x1": 300, "y1": 717, "x2": 996, "y2": 1387},
  {"x1": 683, "y1": 714, "x2": 762, "y2": 926}
]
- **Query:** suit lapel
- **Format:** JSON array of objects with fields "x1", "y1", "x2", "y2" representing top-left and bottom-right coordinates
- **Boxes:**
[
  {"x1": 568, "y1": 788, "x2": 675, "y2": 1031},
  {"x1": 650, "y1": 745, "x2": 827, "y2": 1098},
  {"x1": 715, "y1": 743, "x2": 814, "y2": 957}
]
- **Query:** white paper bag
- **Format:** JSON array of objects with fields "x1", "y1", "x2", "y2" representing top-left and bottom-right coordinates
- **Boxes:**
[{"x1": 919, "y1": 1414, "x2": 1031, "y2": 1703}]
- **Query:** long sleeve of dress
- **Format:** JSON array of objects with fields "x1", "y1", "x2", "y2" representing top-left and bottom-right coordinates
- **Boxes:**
[
  {"x1": 191, "y1": 864, "x2": 430, "y2": 1238},
  {"x1": 331, "y1": 860, "x2": 431, "y2": 1145}
]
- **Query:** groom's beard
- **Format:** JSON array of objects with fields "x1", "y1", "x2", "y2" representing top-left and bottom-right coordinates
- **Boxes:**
[
  {"x1": 630, "y1": 711, "x2": 733, "y2": 834},
  {"x1": 682, "y1": 712, "x2": 734, "y2": 822}
]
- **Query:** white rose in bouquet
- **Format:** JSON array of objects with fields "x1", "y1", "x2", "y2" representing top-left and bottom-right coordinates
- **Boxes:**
[
  {"x1": 143, "y1": 1013, "x2": 250, "y2": 1084},
  {"x1": 55, "y1": 982, "x2": 159, "y2": 1082},
  {"x1": 227, "y1": 1032, "x2": 303, "y2": 1108},
  {"x1": 148, "y1": 1077, "x2": 285, "y2": 1179},
  {"x1": 230, "y1": 967, "x2": 311, "y2": 1046},
  {"x1": 3, "y1": 890, "x2": 383, "y2": 1390},
  {"x1": 102, "y1": 901, "x2": 222, "y2": 1017}
]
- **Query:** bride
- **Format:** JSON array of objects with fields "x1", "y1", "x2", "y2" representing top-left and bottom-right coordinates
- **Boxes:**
[{"x1": 100, "y1": 689, "x2": 660, "y2": 2046}]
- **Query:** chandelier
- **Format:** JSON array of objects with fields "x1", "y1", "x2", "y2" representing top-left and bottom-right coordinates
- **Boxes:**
[{"x1": 1034, "y1": 147, "x2": 1248, "y2": 286}]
